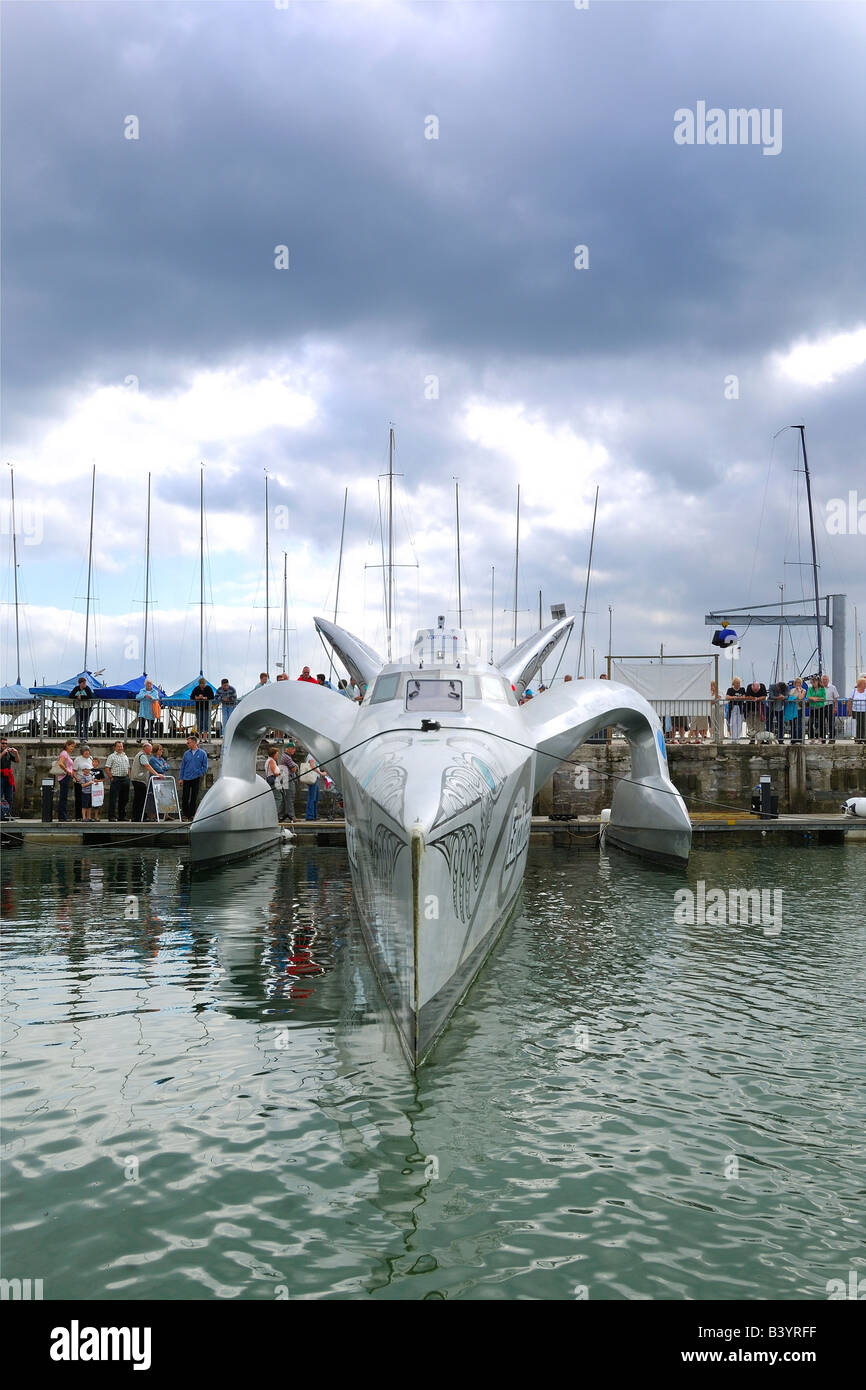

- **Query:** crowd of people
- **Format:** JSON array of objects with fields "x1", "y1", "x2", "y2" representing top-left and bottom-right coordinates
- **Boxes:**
[
  {"x1": 721, "y1": 673, "x2": 866, "y2": 744},
  {"x1": 34, "y1": 734, "x2": 212, "y2": 823},
  {"x1": 5, "y1": 663, "x2": 864, "y2": 826}
]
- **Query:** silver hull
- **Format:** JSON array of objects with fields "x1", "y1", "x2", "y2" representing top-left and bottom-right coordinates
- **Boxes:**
[{"x1": 341, "y1": 731, "x2": 533, "y2": 1066}]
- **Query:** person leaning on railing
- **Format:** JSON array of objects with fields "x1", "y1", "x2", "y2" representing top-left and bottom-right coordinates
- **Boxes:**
[
  {"x1": 743, "y1": 680, "x2": 767, "y2": 742},
  {"x1": 805, "y1": 675, "x2": 826, "y2": 742},
  {"x1": 70, "y1": 677, "x2": 93, "y2": 741},
  {"x1": 725, "y1": 678, "x2": 745, "y2": 740},
  {"x1": 784, "y1": 679, "x2": 805, "y2": 744},
  {"x1": 820, "y1": 674, "x2": 839, "y2": 744},
  {"x1": 213, "y1": 679, "x2": 238, "y2": 731},
  {"x1": 849, "y1": 676, "x2": 866, "y2": 743},
  {"x1": 774, "y1": 681, "x2": 788, "y2": 740},
  {"x1": 191, "y1": 677, "x2": 216, "y2": 742}
]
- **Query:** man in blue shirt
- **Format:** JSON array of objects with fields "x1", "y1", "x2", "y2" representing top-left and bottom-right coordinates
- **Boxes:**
[{"x1": 178, "y1": 735, "x2": 208, "y2": 820}]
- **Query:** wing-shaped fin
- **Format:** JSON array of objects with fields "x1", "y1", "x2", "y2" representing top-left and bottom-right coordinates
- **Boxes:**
[
  {"x1": 522, "y1": 680, "x2": 691, "y2": 864},
  {"x1": 498, "y1": 615, "x2": 573, "y2": 695},
  {"x1": 190, "y1": 680, "x2": 358, "y2": 865},
  {"x1": 314, "y1": 617, "x2": 383, "y2": 690}
]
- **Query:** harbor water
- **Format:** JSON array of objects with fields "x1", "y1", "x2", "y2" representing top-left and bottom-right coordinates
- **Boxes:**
[{"x1": 2, "y1": 840, "x2": 863, "y2": 1301}]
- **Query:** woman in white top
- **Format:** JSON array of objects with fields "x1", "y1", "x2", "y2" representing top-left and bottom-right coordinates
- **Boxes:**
[{"x1": 74, "y1": 746, "x2": 94, "y2": 821}]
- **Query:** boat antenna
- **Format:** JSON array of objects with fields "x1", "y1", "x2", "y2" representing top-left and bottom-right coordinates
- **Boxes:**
[
  {"x1": 8, "y1": 465, "x2": 21, "y2": 685},
  {"x1": 607, "y1": 604, "x2": 613, "y2": 678},
  {"x1": 264, "y1": 471, "x2": 270, "y2": 676},
  {"x1": 83, "y1": 464, "x2": 96, "y2": 673},
  {"x1": 793, "y1": 425, "x2": 824, "y2": 675},
  {"x1": 455, "y1": 477, "x2": 462, "y2": 628},
  {"x1": 142, "y1": 471, "x2": 151, "y2": 676},
  {"x1": 199, "y1": 465, "x2": 204, "y2": 675},
  {"x1": 576, "y1": 485, "x2": 599, "y2": 679},
  {"x1": 512, "y1": 484, "x2": 520, "y2": 646},
  {"x1": 330, "y1": 487, "x2": 348, "y2": 682}
]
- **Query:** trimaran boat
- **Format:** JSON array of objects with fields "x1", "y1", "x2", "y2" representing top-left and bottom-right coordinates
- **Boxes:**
[{"x1": 191, "y1": 438, "x2": 691, "y2": 1067}]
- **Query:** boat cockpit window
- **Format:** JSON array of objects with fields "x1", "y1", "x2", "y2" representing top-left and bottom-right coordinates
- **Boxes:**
[
  {"x1": 405, "y1": 678, "x2": 463, "y2": 712},
  {"x1": 479, "y1": 675, "x2": 510, "y2": 703},
  {"x1": 370, "y1": 672, "x2": 402, "y2": 704}
]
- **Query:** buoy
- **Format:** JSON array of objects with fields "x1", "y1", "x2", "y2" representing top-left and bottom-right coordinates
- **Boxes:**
[{"x1": 842, "y1": 797, "x2": 866, "y2": 818}]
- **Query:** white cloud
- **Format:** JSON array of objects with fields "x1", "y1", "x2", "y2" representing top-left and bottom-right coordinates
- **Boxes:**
[
  {"x1": 772, "y1": 326, "x2": 866, "y2": 387},
  {"x1": 14, "y1": 364, "x2": 319, "y2": 491}
]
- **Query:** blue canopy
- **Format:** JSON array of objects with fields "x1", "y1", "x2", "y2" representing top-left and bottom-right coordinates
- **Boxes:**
[
  {"x1": 29, "y1": 671, "x2": 106, "y2": 699},
  {"x1": 165, "y1": 675, "x2": 217, "y2": 708},
  {"x1": 0, "y1": 682, "x2": 35, "y2": 705},
  {"x1": 98, "y1": 675, "x2": 168, "y2": 702}
]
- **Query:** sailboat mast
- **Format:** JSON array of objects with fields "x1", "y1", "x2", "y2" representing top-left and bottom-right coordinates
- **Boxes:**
[
  {"x1": 387, "y1": 426, "x2": 394, "y2": 661},
  {"x1": 796, "y1": 425, "x2": 824, "y2": 675},
  {"x1": 199, "y1": 466, "x2": 204, "y2": 674},
  {"x1": 538, "y1": 589, "x2": 543, "y2": 684},
  {"x1": 142, "y1": 472, "x2": 151, "y2": 675},
  {"x1": 83, "y1": 465, "x2": 96, "y2": 672},
  {"x1": 264, "y1": 473, "x2": 270, "y2": 676},
  {"x1": 9, "y1": 466, "x2": 21, "y2": 685},
  {"x1": 576, "y1": 485, "x2": 599, "y2": 679},
  {"x1": 281, "y1": 553, "x2": 288, "y2": 674},
  {"x1": 490, "y1": 565, "x2": 495, "y2": 665},
  {"x1": 455, "y1": 479, "x2": 462, "y2": 628},
  {"x1": 513, "y1": 485, "x2": 520, "y2": 647}
]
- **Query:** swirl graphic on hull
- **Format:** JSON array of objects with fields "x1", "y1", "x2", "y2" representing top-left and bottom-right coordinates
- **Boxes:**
[{"x1": 430, "y1": 822, "x2": 481, "y2": 923}]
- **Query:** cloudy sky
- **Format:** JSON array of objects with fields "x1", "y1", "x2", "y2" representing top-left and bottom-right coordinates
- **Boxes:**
[{"x1": 2, "y1": 0, "x2": 864, "y2": 695}]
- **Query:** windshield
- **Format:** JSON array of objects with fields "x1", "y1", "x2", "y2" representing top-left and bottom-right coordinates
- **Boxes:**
[{"x1": 405, "y1": 678, "x2": 463, "y2": 712}]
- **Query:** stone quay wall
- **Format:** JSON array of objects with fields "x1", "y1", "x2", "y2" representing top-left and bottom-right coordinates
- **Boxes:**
[{"x1": 539, "y1": 741, "x2": 866, "y2": 817}]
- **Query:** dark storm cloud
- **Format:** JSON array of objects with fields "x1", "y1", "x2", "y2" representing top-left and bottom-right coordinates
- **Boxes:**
[
  {"x1": 2, "y1": 1, "x2": 864, "y2": 690},
  {"x1": 3, "y1": 0, "x2": 864, "y2": 430}
]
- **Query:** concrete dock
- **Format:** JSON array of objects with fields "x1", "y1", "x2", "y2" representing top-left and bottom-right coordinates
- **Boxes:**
[{"x1": 3, "y1": 813, "x2": 864, "y2": 849}]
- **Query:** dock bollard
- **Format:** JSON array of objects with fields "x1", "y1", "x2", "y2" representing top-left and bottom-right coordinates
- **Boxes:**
[
  {"x1": 751, "y1": 775, "x2": 779, "y2": 820},
  {"x1": 41, "y1": 777, "x2": 55, "y2": 823}
]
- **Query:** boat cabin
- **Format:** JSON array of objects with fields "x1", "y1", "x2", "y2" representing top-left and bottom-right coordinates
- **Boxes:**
[{"x1": 365, "y1": 669, "x2": 517, "y2": 711}]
